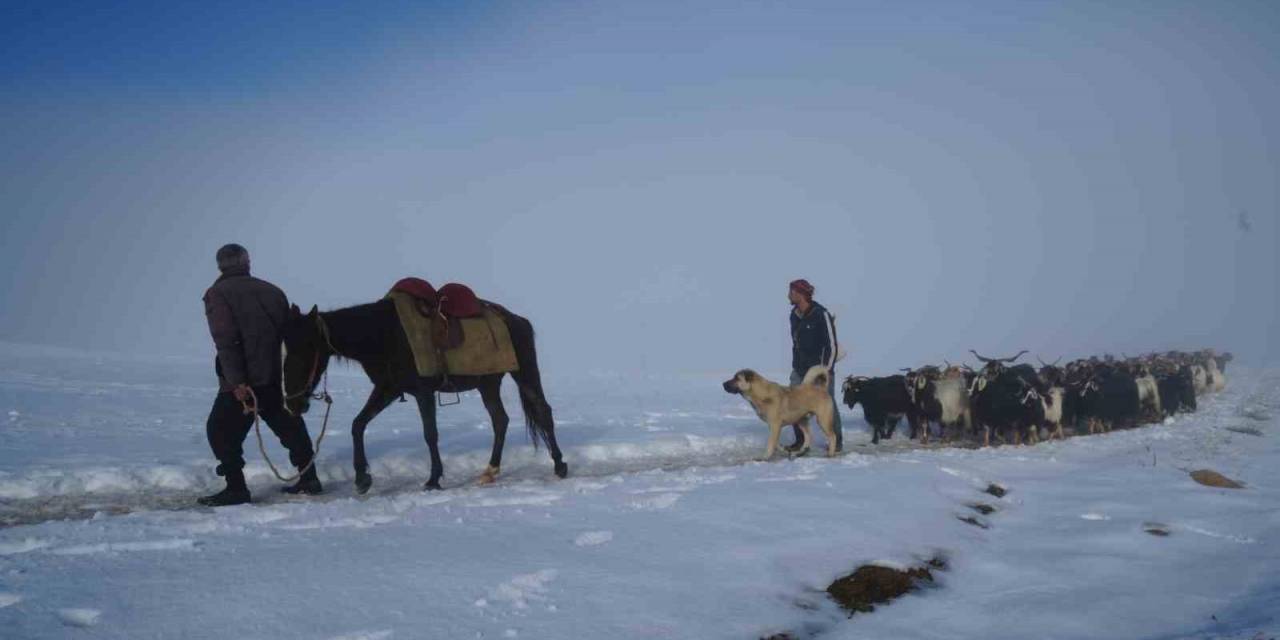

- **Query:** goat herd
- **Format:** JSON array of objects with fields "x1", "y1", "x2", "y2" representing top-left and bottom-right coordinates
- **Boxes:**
[{"x1": 841, "y1": 349, "x2": 1233, "y2": 447}]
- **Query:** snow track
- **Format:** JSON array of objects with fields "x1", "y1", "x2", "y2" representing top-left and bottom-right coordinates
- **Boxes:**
[{"x1": 0, "y1": 367, "x2": 1266, "y2": 528}]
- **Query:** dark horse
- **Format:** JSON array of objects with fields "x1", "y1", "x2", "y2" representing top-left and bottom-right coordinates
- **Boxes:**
[{"x1": 281, "y1": 300, "x2": 567, "y2": 493}]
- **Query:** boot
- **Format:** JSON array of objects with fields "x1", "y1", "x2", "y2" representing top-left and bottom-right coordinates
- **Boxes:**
[
  {"x1": 782, "y1": 425, "x2": 806, "y2": 453},
  {"x1": 281, "y1": 466, "x2": 323, "y2": 495},
  {"x1": 198, "y1": 469, "x2": 250, "y2": 507}
]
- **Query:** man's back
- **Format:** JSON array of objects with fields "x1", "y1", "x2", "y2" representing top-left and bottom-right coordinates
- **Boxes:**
[{"x1": 204, "y1": 267, "x2": 289, "y2": 390}]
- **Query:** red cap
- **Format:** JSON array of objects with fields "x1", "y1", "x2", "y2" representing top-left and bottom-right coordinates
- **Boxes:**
[{"x1": 789, "y1": 279, "x2": 814, "y2": 298}]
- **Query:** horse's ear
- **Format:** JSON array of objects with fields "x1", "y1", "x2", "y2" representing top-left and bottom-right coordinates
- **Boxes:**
[
  {"x1": 290, "y1": 303, "x2": 301, "y2": 318},
  {"x1": 307, "y1": 304, "x2": 318, "y2": 317}
]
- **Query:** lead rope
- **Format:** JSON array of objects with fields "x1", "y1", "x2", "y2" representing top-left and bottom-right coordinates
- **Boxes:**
[{"x1": 245, "y1": 380, "x2": 331, "y2": 483}]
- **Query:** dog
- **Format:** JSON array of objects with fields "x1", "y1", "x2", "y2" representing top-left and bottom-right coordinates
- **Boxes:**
[{"x1": 723, "y1": 364, "x2": 838, "y2": 459}]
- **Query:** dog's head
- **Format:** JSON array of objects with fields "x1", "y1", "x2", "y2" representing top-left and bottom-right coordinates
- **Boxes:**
[{"x1": 722, "y1": 369, "x2": 758, "y2": 395}]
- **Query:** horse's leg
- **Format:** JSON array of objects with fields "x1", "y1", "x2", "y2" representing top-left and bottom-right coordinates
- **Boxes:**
[
  {"x1": 413, "y1": 391, "x2": 445, "y2": 490},
  {"x1": 477, "y1": 377, "x2": 508, "y2": 485},
  {"x1": 539, "y1": 400, "x2": 568, "y2": 479},
  {"x1": 352, "y1": 385, "x2": 397, "y2": 495},
  {"x1": 504, "y1": 313, "x2": 568, "y2": 479},
  {"x1": 513, "y1": 375, "x2": 568, "y2": 479}
]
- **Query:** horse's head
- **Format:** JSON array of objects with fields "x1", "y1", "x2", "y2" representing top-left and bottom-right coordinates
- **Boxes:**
[{"x1": 282, "y1": 303, "x2": 331, "y2": 416}]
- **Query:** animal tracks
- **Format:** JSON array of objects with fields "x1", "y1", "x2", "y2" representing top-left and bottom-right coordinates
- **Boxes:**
[{"x1": 951, "y1": 475, "x2": 1009, "y2": 530}]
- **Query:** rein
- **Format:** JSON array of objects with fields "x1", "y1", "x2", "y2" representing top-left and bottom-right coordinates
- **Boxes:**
[{"x1": 244, "y1": 383, "x2": 331, "y2": 483}]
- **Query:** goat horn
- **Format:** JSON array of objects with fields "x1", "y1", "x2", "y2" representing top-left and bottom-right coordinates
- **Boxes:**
[{"x1": 1003, "y1": 349, "x2": 1028, "y2": 362}]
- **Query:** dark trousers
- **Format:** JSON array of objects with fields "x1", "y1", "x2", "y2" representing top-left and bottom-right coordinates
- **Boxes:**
[
  {"x1": 206, "y1": 385, "x2": 315, "y2": 481},
  {"x1": 790, "y1": 369, "x2": 844, "y2": 450}
]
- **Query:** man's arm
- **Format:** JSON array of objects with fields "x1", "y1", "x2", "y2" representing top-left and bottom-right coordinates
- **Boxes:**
[
  {"x1": 205, "y1": 290, "x2": 247, "y2": 388},
  {"x1": 820, "y1": 310, "x2": 838, "y2": 370}
]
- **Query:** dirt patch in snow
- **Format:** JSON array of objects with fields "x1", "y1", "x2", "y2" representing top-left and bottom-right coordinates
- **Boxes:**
[
  {"x1": 1225, "y1": 426, "x2": 1264, "y2": 437},
  {"x1": 1143, "y1": 522, "x2": 1171, "y2": 537},
  {"x1": 825, "y1": 560, "x2": 941, "y2": 615},
  {"x1": 967, "y1": 503, "x2": 996, "y2": 515},
  {"x1": 1190, "y1": 469, "x2": 1245, "y2": 489}
]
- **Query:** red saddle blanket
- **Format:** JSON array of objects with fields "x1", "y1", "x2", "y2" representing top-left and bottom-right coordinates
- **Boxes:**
[{"x1": 390, "y1": 278, "x2": 483, "y2": 318}]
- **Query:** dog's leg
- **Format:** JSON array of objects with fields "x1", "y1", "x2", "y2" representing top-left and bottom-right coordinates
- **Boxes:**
[
  {"x1": 816, "y1": 407, "x2": 837, "y2": 457},
  {"x1": 761, "y1": 420, "x2": 783, "y2": 461}
]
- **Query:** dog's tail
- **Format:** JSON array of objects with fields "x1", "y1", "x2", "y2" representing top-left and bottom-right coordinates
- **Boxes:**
[{"x1": 802, "y1": 364, "x2": 831, "y2": 388}]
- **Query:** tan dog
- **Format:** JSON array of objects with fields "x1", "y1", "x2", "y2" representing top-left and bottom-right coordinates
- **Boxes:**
[{"x1": 723, "y1": 364, "x2": 838, "y2": 459}]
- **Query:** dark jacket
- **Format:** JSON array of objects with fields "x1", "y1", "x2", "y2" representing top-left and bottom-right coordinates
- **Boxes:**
[
  {"x1": 790, "y1": 301, "x2": 838, "y2": 374},
  {"x1": 203, "y1": 266, "x2": 290, "y2": 391}
]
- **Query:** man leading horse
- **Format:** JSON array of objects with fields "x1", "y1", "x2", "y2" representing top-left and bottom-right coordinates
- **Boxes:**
[{"x1": 199, "y1": 243, "x2": 322, "y2": 506}]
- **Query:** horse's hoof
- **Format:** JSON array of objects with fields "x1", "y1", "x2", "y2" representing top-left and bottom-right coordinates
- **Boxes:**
[
  {"x1": 477, "y1": 467, "x2": 499, "y2": 486},
  {"x1": 423, "y1": 480, "x2": 443, "y2": 491},
  {"x1": 554, "y1": 461, "x2": 568, "y2": 479},
  {"x1": 355, "y1": 474, "x2": 373, "y2": 495}
]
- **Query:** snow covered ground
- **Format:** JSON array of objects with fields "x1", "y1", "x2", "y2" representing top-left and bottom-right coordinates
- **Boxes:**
[{"x1": 1, "y1": 341, "x2": 1277, "y2": 639}]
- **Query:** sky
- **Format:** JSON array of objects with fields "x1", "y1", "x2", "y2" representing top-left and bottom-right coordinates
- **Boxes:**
[{"x1": 1, "y1": 0, "x2": 1277, "y2": 377}]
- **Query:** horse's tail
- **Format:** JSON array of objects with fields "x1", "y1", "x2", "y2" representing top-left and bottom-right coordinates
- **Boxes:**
[{"x1": 503, "y1": 310, "x2": 555, "y2": 450}]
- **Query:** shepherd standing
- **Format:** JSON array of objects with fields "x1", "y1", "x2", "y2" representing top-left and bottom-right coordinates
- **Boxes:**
[{"x1": 786, "y1": 279, "x2": 842, "y2": 452}]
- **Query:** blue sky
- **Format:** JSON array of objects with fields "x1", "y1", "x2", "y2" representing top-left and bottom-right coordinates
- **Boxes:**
[{"x1": 2, "y1": 1, "x2": 1276, "y2": 374}]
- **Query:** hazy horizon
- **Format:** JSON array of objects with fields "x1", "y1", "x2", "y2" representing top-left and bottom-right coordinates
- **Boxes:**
[{"x1": 2, "y1": 1, "x2": 1277, "y2": 376}]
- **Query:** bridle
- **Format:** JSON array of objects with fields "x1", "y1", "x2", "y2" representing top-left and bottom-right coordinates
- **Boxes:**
[
  {"x1": 284, "y1": 314, "x2": 340, "y2": 406},
  {"x1": 257, "y1": 312, "x2": 338, "y2": 482}
]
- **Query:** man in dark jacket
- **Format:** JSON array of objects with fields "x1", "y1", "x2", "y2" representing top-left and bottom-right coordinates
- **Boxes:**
[
  {"x1": 199, "y1": 243, "x2": 321, "y2": 506},
  {"x1": 786, "y1": 279, "x2": 842, "y2": 452}
]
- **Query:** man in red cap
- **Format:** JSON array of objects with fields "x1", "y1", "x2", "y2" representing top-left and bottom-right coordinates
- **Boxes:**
[{"x1": 787, "y1": 279, "x2": 842, "y2": 452}]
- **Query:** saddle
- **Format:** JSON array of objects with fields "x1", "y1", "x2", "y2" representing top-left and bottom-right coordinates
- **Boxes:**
[{"x1": 389, "y1": 278, "x2": 486, "y2": 351}]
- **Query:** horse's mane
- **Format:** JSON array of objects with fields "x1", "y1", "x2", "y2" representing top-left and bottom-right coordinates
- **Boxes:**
[{"x1": 319, "y1": 299, "x2": 397, "y2": 363}]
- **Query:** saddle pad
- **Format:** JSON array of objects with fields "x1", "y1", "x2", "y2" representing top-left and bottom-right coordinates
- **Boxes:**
[{"x1": 387, "y1": 291, "x2": 520, "y2": 377}]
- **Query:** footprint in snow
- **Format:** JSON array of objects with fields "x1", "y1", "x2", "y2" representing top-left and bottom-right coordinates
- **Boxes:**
[
  {"x1": 628, "y1": 493, "x2": 681, "y2": 510},
  {"x1": 57, "y1": 608, "x2": 101, "y2": 628},
  {"x1": 488, "y1": 569, "x2": 558, "y2": 611},
  {"x1": 574, "y1": 531, "x2": 614, "y2": 547}
]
